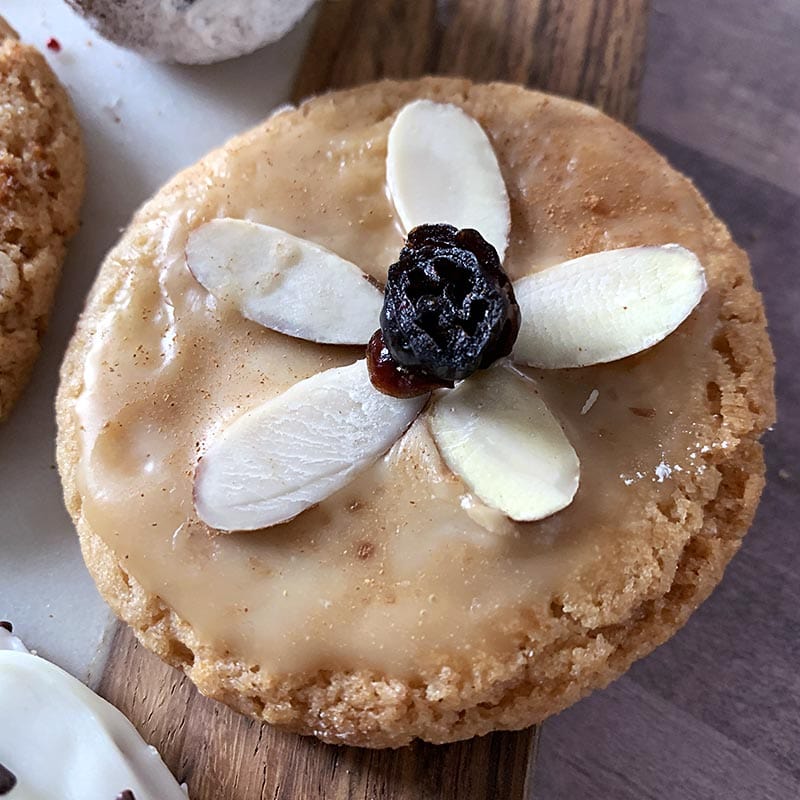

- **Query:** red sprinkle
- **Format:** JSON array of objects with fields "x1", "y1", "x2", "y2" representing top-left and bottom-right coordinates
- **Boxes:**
[{"x1": 46, "y1": 37, "x2": 61, "y2": 52}]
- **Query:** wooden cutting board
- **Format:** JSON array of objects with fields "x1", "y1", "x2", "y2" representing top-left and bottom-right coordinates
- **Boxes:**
[{"x1": 98, "y1": 2, "x2": 648, "y2": 797}]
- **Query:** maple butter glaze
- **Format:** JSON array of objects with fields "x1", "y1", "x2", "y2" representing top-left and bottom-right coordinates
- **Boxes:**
[{"x1": 73, "y1": 93, "x2": 722, "y2": 677}]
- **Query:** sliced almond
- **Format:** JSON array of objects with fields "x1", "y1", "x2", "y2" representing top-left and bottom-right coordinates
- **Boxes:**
[
  {"x1": 186, "y1": 218, "x2": 384, "y2": 345},
  {"x1": 194, "y1": 360, "x2": 427, "y2": 531},
  {"x1": 429, "y1": 365, "x2": 580, "y2": 522},
  {"x1": 513, "y1": 245, "x2": 707, "y2": 368},
  {"x1": 386, "y1": 100, "x2": 510, "y2": 258}
]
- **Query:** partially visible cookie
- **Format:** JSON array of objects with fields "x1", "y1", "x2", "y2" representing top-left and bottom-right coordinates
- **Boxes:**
[
  {"x1": 66, "y1": 0, "x2": 317, "y2": 65},
  {"x1": 0, "y1": 623, "x2": 187, "y2": 799},
  {"x1": 0, "y1": 17, "x2": 84, "y2": 420}
]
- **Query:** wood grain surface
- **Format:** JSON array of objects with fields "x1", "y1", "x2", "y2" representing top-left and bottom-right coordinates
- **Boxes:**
[
  {"x1": 101, "y1": 627, "x2": 538, "y2": 800},
  {"x1": 535, "y1": 1, "x2": 800, "y2": 796},
  {"x1": 99, "y1": 2, "x2": 649, "y2": 798},
  {"x1": 293, "y1": 0, "x2": 648, "y2": 122}
]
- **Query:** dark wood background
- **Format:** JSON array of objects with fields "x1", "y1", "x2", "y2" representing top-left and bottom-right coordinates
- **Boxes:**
[
  {"x1": 97, "y1": 1, "x2": 800, "y2": 798},
  {"x1": 535, "y1": 1, "x2": 800, "y2": 797}
]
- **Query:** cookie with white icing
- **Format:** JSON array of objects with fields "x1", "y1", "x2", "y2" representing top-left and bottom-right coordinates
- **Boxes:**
[
  {"x1": 0, "y1": 624, "x2": 186, "y2": 799},
  {"x1": 56, "y1": 78, "x2": 775, "y2": 747}
]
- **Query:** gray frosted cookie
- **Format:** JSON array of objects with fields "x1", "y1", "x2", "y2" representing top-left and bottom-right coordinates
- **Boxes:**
[{"x1": 67, "y1": 0, "x2": 317, "y2": 64}]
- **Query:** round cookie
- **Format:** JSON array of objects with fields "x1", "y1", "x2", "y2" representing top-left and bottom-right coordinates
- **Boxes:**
[
  {"x1": 57, "y1": 78, "x2": 775, "y2": 748},
  {"x1": 0, "y1": 17, "x2": 85, "y2": 420},
  {"x1": 66, "y1": 0, "x2": 317, "y2": 65},
  {"x1": 0, "y1": 625, "x2": 187, "y2": 799}
]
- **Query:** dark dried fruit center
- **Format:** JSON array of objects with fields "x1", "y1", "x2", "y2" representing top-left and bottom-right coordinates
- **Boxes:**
[
  {"x1": 367, "y1": 330, "x2": 452, "y2": 398},
  {"x1": 374, "y1": 224, "x2": 520, "y2": 393}
]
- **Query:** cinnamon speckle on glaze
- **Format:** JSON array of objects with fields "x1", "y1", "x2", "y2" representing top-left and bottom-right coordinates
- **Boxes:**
[{"x1": 356, "y1": 541, "x2": 375, "y2": 560}]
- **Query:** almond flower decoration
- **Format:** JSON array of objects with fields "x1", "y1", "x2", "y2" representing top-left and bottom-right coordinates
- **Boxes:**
[{"x1": 188, "y1": 101, "x2": 707, "y2": 532}]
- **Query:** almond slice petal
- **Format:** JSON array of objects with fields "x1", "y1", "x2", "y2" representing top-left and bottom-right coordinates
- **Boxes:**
[
  {"x1": 513, "y1": 245, "x2": 707, "y2": 368},
  {"x1": 386, "y1": 100, "x2": 511, "y2": 258},
  {"x1": 186, "y1": 218, "x2": 384, "y2": 345},
  {"x1": 429, "y1": 365, "x2": 580, "y2": 522},
  {"x1": 194, "y1": 360, "x2": 427, "y2": 531}
]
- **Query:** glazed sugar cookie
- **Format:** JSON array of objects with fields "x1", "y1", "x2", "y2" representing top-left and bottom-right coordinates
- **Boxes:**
[
  {"x1": 57, "y1": 78, "x2": 775, "y2": 748},
  {"x1": 0, "y1": 17, "x2": 85, "y2": 420}
]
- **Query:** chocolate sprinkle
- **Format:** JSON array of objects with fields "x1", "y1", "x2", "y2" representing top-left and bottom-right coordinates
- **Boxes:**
[
  {"x1": 0, "y1": 621, "x2": 12, "y2": 633},
  {"x1": 0, "y1": 763, "x2": 17, "y2": 795},
  {"x1": 116, "y1": 791, "x2": 136, "y2": 800}
]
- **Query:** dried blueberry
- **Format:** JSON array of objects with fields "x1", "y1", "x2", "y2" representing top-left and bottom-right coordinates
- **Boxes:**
[{"x1": 379, "y1": 224, "x2": 520, "y2": 383}]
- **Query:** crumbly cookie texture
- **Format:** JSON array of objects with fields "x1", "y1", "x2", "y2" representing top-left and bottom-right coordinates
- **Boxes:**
[
  {"x1": 56, "y1": 78, "x2": 775, "y2": 748},
  {"x1": 0, "y1": 18, "x2": 85, "y2": 420}
]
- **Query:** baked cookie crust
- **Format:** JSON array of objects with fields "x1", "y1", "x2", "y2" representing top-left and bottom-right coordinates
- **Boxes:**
[
  {"x1": 0, "y1": 17, "x2": 85, "y2": 420},
  {"x1": 57, "y1": 78, "x2": 775, "y2": 748}
]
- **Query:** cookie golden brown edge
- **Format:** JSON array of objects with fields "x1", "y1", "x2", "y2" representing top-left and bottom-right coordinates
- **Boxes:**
[
  {"x1": 56, "y1": 78, "x2": 775, "y2": 748},
  {"x1": 0, "y1": 16, "x2": 85, "y2": 420}
]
